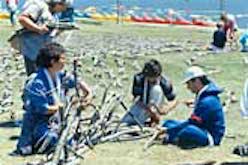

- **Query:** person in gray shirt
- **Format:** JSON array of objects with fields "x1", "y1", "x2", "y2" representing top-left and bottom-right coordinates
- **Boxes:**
[{"x1": 18, "y1": 0, "x2": 72, "y2": 75}]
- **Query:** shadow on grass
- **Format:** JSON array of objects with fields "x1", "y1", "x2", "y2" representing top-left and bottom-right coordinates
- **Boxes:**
[
  {"x1": 221, "y1": 163, "x2": 248, "y2": 165},
  {"x1": 0, "y1": 120, "x2": 21, "y2": 128},
  {"x1": 179, "y1": 162, "x2": 248, "y2": 165},
  {"x1": 9, "y1": 135, "x2": 19, "y2": 141}
]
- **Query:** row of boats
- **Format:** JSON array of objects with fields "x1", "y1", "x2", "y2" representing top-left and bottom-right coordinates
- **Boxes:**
[
  {"x1": 0, "y1": 9, "x2": 216, "y2": 27},
  {"x1": 79, "y1": 12, "x2": 216, "y2": 27}
]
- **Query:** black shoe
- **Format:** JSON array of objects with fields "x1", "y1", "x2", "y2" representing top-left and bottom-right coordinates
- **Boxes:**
[
  {"x1": 9, "y1": 150, "x2": 22, "y2": 156},
  {"x1": 233, "y1": 144, "x2": 248, "y2": 157}
]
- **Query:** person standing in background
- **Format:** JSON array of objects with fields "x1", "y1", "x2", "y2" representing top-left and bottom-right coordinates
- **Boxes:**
[{"x1": 6, "y1": 0, "x2": 18, "y2": 26}]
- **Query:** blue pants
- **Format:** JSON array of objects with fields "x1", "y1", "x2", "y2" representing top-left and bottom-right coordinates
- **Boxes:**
[
  {"x1": 33, "y1": 123, "x2": 58, "y2": 153},
  {"x1": 121, "y1": 102, "x2": 149, "y2": 126},
  {"x1": 162, "y1": 120, "x2": 209, "y2": 148},
  {"x1": 24, "y1": 56, "x2": 37, "y2": 76}
]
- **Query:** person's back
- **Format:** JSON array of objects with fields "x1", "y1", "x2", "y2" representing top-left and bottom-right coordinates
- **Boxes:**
[
  {"x1": 192, "y1": 82, "x2": 225, "y2": 145},
  {"x1": 240, "y1": 31, "x2": 248, "y2": 52},
  {"x1": 213, "y1": 29, "x2": 226, "y2": 49}
]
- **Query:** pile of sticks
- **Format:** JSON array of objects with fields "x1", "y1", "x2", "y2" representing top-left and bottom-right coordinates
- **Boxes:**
[{"x1": 30, "y1": 88, "x2": 156, "y2": 165}]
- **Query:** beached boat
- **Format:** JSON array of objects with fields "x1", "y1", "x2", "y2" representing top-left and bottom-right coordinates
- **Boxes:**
[
  {"x1": 191, "y1": 15, "x2": 216, "y2": 27},
  {"x1": 192, "y1": 18, "x2": 216, "y2": 27},
  {"x1": 0, "y1": 12, "x2": 9, "y2": 20}
]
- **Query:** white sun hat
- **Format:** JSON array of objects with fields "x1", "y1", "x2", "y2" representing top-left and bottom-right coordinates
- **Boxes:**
[{"x1": 182, "y1": 66, "x2": 207, "y2": 83}]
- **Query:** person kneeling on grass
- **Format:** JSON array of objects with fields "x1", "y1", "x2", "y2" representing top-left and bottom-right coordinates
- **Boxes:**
[
  {"x1": 159, "y1": 66, "x2": 225, "y2": 149},
  {"x1": 121, "y1": 59, "x2": 177, "y2": 127},
  {"x1": 14, "y1": 42, "x2": 92, "y2": 155}
]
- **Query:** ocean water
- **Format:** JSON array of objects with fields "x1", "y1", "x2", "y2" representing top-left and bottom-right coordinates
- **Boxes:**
[{"x1": 2, "y1": 0, "x2": 248, "y2": 28}]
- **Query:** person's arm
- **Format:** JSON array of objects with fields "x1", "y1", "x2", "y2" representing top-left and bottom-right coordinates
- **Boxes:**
[
  {"x1": 159, "y1": 76, "x2": 177, "y2": 114},
  {"x1": 18, "y1": 15, "x2": 49, "y2": 34},
  {"x1": 46, "y1": 103, "x2": 63, "y2": 115},
  {"x1": 158, "y1": 99, "x2": 178, "y2": 115},
  {"x1": 132, "y1": 74, "x2": 144, "y2": 98},
  {"x1": 181, "y1": 98, "x2": 195, "y2": 108},
  {"x1": 18, "y1": 3, "x2": 49, "y2": 34},
  {"x1": 29, "y1": 81, "x2": 61, "y2": 115},
  {"x1": 78, "y1": 80, "x2": 93, "y2": 107}
]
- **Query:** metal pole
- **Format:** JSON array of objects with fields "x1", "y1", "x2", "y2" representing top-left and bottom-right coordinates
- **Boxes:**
[
  {"x1": 116, "y1": 0, "x2": 120, "y2": 24},
  {"x1": 220, "y1": 0, "x2": 225, "y2": 12}
]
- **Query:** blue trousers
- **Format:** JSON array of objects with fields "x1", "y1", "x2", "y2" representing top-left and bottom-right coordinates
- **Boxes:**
[
  {"x1": 162, "y1": 120, "x2": 209, "y2": 148},
  {"x1": 33, "y1": 123, "x2": 58, "y2": 153}
]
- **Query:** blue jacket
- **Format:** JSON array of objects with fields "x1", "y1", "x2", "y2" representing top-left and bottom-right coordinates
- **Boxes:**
[
  {"x1": 17, "y1": 68, "x2": 75, "y2": 149},
  {"x1": 213, "y1": 29, "x2": 227, "y2": 48},
  {"x1": 190, "y1": 82, "x2": 225, "y2": 145},
  {"x1": 167, "y1": 82, "x2": 225, "y2": 145}
]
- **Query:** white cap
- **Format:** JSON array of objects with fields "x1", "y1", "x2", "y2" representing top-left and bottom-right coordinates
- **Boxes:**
[{"x1": 182, "y1": 66, "x2": 206, "y2": 83}]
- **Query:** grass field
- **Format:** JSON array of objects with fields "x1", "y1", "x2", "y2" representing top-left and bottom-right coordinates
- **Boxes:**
[{"x1": 0, "y1": 20, "x2": 248, "y2": 165}]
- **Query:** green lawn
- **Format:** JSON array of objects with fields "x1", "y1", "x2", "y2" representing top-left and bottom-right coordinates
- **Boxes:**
[{"x1": 0, "y1": 21, "x2": 248, "y2": 164}]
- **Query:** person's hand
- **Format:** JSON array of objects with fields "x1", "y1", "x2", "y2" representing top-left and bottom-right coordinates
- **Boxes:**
[
  {"x1": 181, "y1": 99, "x2": 194, "y2": 108},
  {"x1": 80, "y1": 97, "x2": 91, "y2": 107},
  {"x1": 37, "y1": 24, "x2": 49, "y2": 34},
  {"x1": 55, "y1": 102, "x2": 64, "y2": 110},
  {"x1": 146, "y1": 105, "x2": 160, "y2": 126}
]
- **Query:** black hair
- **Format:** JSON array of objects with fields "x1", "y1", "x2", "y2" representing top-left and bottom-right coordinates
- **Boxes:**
[
  {"x1": 47, "y1": 0, "x2": 66, "y2": 9},
  {"x1": 36, "y1": 42, "x2": 65, "y2": 68},
  {"x1": 220, "y1": 12, "x2": 227, "y2": 21},
  {"x1": 142, "y1": 59, "x2": 162, "y2": 77},
  {"x1": 190, "y1": 76, "x2": 210, "y2": 86}
]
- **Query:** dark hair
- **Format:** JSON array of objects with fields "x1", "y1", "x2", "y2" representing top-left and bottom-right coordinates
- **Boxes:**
[
  {"x1": 216, "y1": 22, "x2": 224, "y2": 28},
  {"x1": 47, "y1": 0, "x2": 67, "y2": 10},
  {"x1": 36, "y1": 42, "x2": 65, "y2": 68},
  {"x1": 190, "y1": 76, "x2": 210, "y2": 85},
  {"x1": 142, "y1": 59, "x2": 162, "y2": 77},
  {"x1": 220, "y1": 12, "x2": 227, "y2": 21}
]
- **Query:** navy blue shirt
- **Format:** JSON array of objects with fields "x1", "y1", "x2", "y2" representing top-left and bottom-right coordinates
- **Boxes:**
[
  {"x1": 132, "y1": 73, "x2": 176, "y2": 104},
  {"x1": 212, "y1": 29, "x2": 227, "y2": 48}
]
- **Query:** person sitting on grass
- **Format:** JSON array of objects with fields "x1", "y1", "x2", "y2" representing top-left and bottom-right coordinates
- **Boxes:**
[
  {"x1": 158, "y1": 66, "x2": 225, "y2": 149},
  {"x1": 14, "y1": 42, "x2": 92, "y2": 155},
  {"x1": 239, "y1": 30, "x2": 248, "y2": 52},
  {"x1": 208, "y1": 21, "x2": 227, "y2": 52},
  {"x1": 121, "y1": 59, "x2": 177, "y2": 127}
]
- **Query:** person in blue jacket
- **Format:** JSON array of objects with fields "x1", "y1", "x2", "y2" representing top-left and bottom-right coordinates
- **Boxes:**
[
  {"x1": 160, "y1": 66, "x2": 225, "y2": 149},
  {"x1": 59, "y1": 0, "x2": 74, "y2": 22},
  {"x1": 121, "y1": 59, "x2": 177, "y2": 126},
  {"x1": 15, "y1": 42, "x2": 92, "y2": 155},
  {"x1": 239, "y1": 30, "x2": 248, "y2": 52}
]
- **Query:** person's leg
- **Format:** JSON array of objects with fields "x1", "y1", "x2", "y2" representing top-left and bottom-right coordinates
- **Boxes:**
[
  {"x1": 162, "y1": 120, "x2": 185, "y2": 144},
  {"x1": 24, "y1": 56, "x2": 37, "y2": 76},
  {"x1": 10, "y1": 10, "x2": 16, "y2": 26},
  {"x1": 16, "y1": 113, "x2": 34, "y2": 155},
  {"x1": 162, "y1": 119, "x2": 182, "y2": 128},
  {"x1": 176, "y1": 125, "x2": 209, "y2": 149},
  {"x1": 33, "y1": 123, "x2": 59, "y2": 154},
  {"x1": 148, "y1": 84, "x2": 164, "y2": 107},
  {"x1": 121, "y1": 102, "x2": 149, "y2": 126}
]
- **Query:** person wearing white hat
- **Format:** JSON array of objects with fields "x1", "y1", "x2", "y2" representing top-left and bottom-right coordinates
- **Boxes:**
[
  {"x1": 16, "y1": 0, "x2": 71, "y2": 76},
  {"x1": 159, "y1": 66, "x2": 225, "y2": 149}
]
